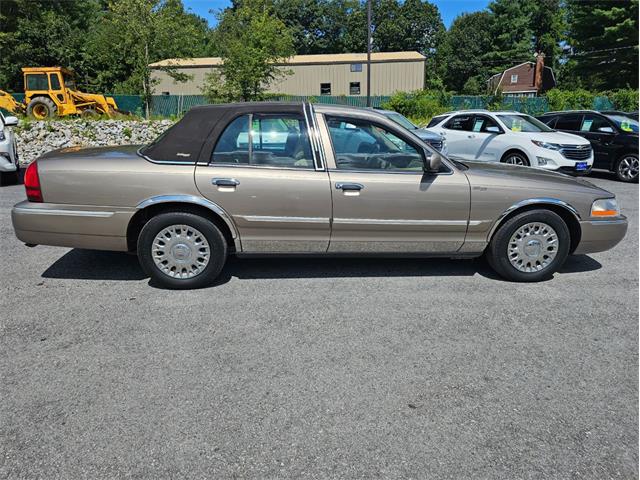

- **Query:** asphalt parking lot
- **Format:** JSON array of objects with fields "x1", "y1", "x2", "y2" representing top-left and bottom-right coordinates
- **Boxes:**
[{"x1": 1, "y1": 171, "x2": 637, "y2": 479}]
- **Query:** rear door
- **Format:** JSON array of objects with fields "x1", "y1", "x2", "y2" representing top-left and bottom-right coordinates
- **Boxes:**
[
  {"x1": 195, "y1": 107, "x2": 332, "y2": 253},
  {"x1": 320, "y1": 113, "x2": 470, "y2": 253},
  {"x1": 465, "y1": 114, "x2": 506, "y2": 162},
  {"x1": 578, "y1": 113, "x2": 619, "y2": 168},
  {"x1": 440, "y1": 114, "x2": 476, "y2": 160}
]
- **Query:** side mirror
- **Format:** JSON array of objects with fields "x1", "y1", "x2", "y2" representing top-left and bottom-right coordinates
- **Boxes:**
[
  {"x1": 597, "y1": 126, "x2": 614, "y2": 134},
  {"x1": 3, "y1": 115, "x2": 18, "y2": 127},
  {"x1": 485, "y1": 125, "x2": 501, "y2": 134},
  {"x1": 423, "y1": 149, "x2": 443, "y2": 173}
]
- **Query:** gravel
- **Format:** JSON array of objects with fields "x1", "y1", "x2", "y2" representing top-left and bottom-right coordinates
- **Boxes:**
[
  {"x1": 0, "y1": 171, "x2": 637, "y2": 479},
  {"x1": 14, "y1": 119, "x2": 174, "y2": 165}
]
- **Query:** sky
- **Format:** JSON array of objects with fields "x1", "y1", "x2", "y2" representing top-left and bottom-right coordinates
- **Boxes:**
[{"x1": 182, "y1": 0, "x2": 491, "y2": 29}]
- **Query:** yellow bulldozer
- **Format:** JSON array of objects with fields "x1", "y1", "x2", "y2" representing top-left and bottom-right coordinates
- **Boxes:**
[{"x1": 0, "y1": 67, "x2": 120, "y2": 119}]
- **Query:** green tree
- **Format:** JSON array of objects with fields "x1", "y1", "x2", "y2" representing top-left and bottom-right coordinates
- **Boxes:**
[
  {"x1": 565, "y1": 0, "x2": 638, "y2": 89},
  {"x1": 441, "y1": 12, "x2": 493, "y2": 92},
  {"x1": 203, "y1": 0, "x2": 295, "y2": 101}
]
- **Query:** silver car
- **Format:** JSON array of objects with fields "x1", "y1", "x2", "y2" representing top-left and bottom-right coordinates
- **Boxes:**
[{"x1": 12, "y1": 103, "x2": 627, "y2": 289}]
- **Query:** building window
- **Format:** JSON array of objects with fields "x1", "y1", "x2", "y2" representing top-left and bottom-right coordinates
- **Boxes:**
[
  {"x1": 510, "y1": 74, "x2": 518, "y2": 83},
  {"x1": 349, "y1": 82, "x2": 361, "y2": 95},
  {"x1": 350, "y1": 63, "x2": 363, "y2": 72},
  {"x1": 161, "y1": 91, "x2": 170, "y2": 96},
  {"x1": 320, "y1": 83, "x2": 331, "y2": 95}
]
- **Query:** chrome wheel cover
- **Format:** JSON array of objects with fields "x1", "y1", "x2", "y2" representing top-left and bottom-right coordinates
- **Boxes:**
[
  {"x1": 618, "y1": 156, "x2": 639, "y2": 181},
  {"x1": 508, "y1": 222, "x2": 558, "y2": 273},
  {"x1": 505, "y1": 154, "x2": 527, "y2": 166},
  {"x1": 152, "y1": 224, "x2": 210, "y2": 279}
]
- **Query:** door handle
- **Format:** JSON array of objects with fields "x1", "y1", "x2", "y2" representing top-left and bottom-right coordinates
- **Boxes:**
[
  {"x1": 335, "y1": 182, "x2": 364, "y2": 191},
  {"x1": 212, "y1": 178, "x2": 240, "y2": 187},
  {"x1": 467, "y1": 134, "x2": 476, "y2": 138}
]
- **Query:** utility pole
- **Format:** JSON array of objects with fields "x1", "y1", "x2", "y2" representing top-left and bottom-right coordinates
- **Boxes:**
[{"x1": 366, "y1": 0, "x2": 372, "y2": 107}]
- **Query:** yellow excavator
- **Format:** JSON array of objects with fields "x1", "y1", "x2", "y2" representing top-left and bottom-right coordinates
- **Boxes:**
[{"x1": 0, "y1": 67, "x2": 119, "y2": 119}]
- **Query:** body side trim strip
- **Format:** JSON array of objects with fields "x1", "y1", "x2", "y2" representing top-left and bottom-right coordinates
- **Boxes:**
[
  {"x1": 13, "y1": 207, "x2": 115, "y2": 218},
  {"x1": 239, "y1": 215, "x2": 329, "y2": 224}
]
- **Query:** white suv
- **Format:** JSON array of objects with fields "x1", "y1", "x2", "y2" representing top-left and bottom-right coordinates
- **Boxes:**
[
  {"x1": 0, "y1": 111, "x2": 19, "y2": 185},
  {"x1": 427, "y1": 110, "x2": 594, "y2": 175}
]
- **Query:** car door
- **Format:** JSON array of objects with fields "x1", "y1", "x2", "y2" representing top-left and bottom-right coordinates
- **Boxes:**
[
  {"x1": 439, "y1": 114, "x2": 475, "y2": 160},
  {"x1": 465, "y1": 115, "x2": 506, "y2": 162},
  {"x1": 194, "y1": 109, "x2": 332, "y2": 253},
  {"x1": 319, "y1": 113, "x2": 471, "y2": 253},
  {"x1": 578, "y1": 113, "x2": 619, "y2": 169}
]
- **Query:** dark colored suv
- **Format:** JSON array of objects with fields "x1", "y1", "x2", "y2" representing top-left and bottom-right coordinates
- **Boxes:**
[{"x1": 537, "y1": 110, "x2": 638, "y2": 182}]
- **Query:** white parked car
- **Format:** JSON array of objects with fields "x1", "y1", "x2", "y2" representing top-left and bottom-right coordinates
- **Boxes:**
[
  {"x1": 427, "y1": 110, "x2": 594, "y2": 175},
  {"x1": 0, "y1": 111, "x2": 19, "y2": 185}
]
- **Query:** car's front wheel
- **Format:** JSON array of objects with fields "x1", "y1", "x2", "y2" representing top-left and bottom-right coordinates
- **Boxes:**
[
  {"x1": 501, "y1": 151, "x2": 530, "y2": 167},
  {"x1": 614, "y1": 153, "x2": 639, "y2": 183},
  {"x1": 486, "y1": 210, "x2": 570, "y2": 282},
  {"x1": 137, "y1": 212, "x2": 228, "y2": 289}
]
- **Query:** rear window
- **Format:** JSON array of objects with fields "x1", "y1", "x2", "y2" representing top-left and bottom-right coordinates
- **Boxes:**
[{"x1": 427, "y1": 115, "x2": 448, "y2": 128}]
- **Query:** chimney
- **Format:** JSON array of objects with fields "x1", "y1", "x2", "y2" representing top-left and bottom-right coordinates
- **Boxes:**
[{"x1": 534, "y1": 52, "x2": 545, "y2": 94}]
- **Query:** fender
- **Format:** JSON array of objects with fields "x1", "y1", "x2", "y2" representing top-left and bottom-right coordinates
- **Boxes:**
[{"x1": 136, "y1": 194, "x2": 241, "y2": 251}]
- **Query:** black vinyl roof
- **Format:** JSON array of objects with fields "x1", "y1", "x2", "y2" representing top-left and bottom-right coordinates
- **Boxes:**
[{"x1": 140, "y1": 102, "x2": 304, "y2": 163}]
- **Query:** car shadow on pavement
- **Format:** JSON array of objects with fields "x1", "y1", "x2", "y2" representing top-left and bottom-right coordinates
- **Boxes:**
[{"x1": 41, "y1": 249, "x2": 602, "y2": 287}]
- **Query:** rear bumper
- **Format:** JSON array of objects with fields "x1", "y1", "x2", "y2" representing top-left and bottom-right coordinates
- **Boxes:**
[
  {"x1": 573, "y1": 216, "x2": 628, "y2": 254},
  {"x1": 11, "y1": 200, "x2": 134, "y2": 251}
]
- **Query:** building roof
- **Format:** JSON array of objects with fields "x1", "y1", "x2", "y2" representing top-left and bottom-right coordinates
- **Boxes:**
[{"x1": 149, "y1": 51, "x2": 426, "y2": 68}]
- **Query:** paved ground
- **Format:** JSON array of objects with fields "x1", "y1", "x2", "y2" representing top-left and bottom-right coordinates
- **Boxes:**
[{"x1": 1, "y1": 171, "x2": 637, "y2": 479}]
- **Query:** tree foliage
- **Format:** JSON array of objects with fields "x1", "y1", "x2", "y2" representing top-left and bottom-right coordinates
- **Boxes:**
[{"x1": 202, "y1": 0, "x2": 295, "y2": 101}]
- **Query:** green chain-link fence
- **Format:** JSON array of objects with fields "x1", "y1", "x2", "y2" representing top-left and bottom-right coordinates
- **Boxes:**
[{"x1": 1, "y1": 93, "x2": 620, "y2": 118}]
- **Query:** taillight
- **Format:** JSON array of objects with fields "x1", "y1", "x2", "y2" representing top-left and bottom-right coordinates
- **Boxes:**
[{"x1": 24, "y1": 161, "x2": 43, "y2": 202}]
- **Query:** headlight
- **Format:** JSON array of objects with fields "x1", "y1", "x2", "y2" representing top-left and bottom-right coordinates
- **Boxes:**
[
  {"x1": 531, "y1": 139, "x2": 561, "y2": 150},
  {"x1": 591, "y1": 198, "x2": 620, "y2": 217}
]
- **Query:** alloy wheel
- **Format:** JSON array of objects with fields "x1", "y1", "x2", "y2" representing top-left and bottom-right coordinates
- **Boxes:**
[
  {"x1": 617, "y1": 155, "x2": 639, "y2": 181},
  {"x1": 504, "y1": 154, "x2": 528, "y2": 166}
]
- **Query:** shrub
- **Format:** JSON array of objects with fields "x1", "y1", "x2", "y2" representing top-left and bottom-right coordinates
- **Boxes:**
[
  {"x1": 546, "y1": 89, "x2": 596, "y2": 111},
  {"x1": 381, "y1": 89, "x2": 451, "y2": 125},
  {"x1": 603, "y1": 89, "x2": 639, "y2": 112}
]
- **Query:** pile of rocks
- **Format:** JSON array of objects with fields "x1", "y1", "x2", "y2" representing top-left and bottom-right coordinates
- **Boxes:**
[{"x1": 14, "y1": 119, "x2": 174, "y2": 165}]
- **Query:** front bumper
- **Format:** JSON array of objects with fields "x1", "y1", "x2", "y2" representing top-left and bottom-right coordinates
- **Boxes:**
[
  {"x1": 573, "y1": 216, "x2": 628, "y2": 254},
  {"x1": 531, "y1": 148, "x2": 593, "y2": 174}
]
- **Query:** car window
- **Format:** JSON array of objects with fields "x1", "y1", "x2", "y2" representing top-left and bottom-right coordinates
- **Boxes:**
[
  {"x1": 427, "y1": 115, "x2": 448, "y2": 128},
  {"x1": 472, "y1": 115, "x2": 501, "y2": 133},
  {"x1": 212, "y1": 114, "x2": 314, "y2": 169},
  {"x1": 606, "y1": 114, "x2": 639, "y2": 133},
  {"x1": 444, "y1": 115, "x2": 473, "y2": 131},
  {"x1": 580, "y1": 114, "x2": 613, "y2": 132},
  {"x1": 537, "y1": 116, "x2": 557, "y2": 128},
  {"x1": 497, "y1": 114, "x2": 553, "y2": 132},
  {"x1": 554, "y1": 114, "x2": 583, "y2": 131},
  {"x1": 326, "y1": 116, "x2": 424, "y2": 171}
]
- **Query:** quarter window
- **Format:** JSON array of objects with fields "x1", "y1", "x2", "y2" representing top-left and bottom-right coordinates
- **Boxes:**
[
  {"x1": 26, "y1": 74, "x2": 49, "y2": 90},
  {"x1": 326, "y1": 116, "x2": 423, "y2": 171},
  {"x1": 320, "y1": 83, "x2": 331, "y2": 95},
  {"x1": 212, "y1": 114, "x2": 314, "y2": 169}
]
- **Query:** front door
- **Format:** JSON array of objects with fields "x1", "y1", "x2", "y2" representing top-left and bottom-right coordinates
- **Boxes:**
[
  {"x1": 439, "y1": 114, "x2": 475, "y2": 160},
  {"x1": 321, "y1": 114, "x2": 471, "y2": 253},
  {"x1": 195, "y1": 111, "x2": 332, "y2": 253},
  {"x1": 578, "y1": 113, "x2": 619, "y2": 169}
]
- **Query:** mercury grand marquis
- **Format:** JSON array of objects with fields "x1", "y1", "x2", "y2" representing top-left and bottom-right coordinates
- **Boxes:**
[{"x1": 12, "y1": 103, "x2": 627, "y2": 289}]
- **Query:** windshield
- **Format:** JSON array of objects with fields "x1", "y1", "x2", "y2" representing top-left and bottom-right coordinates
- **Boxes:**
[
  {"x1": 385, "y1": 112, "x2": 417, "y2": 130},
  {"x1": 606, "y1": 114, "x2": 639, "y2": 133},
  {"x1": 497, "y1": 114, "x2": 553, "y2": 133}
]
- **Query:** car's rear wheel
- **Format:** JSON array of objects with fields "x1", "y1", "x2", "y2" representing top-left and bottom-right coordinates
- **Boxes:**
[
  {"x1": 486, "y1": 210, "x2": 570, "y2": 282},
  {"x1": 501, "y1": 151, "x2": 530, "y2": 167},
  {"x1": 614, "y1": 153, "x2": 638, "y2": 183},
  {"x1": 137, "y1": 212, "x2": 227, "y2": 289}
]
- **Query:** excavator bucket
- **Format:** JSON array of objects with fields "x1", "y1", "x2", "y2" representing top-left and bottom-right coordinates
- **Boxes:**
[{"x1": 0, "y1": 90, "x2": 25, "y2": 114}]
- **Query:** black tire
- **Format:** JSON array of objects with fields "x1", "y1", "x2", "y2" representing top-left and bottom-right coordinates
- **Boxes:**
[
  {"x1": 614, "y1": 153, "x2": 639, "y2": 183},
  {"x1": 501, "y1": 150, "x2": 530, "y2": 167},
  {"x1": 486, "y1": 209, "x2": 570, "y2": 282},
  {"x1": 0, "y1": 169, "x2": 19, "y2": 186},
  {"x1": 137, "y1": 212, "x2": 228, "y2": 289},
  {"x1": 81, "y1": 108, "x2": 99, "y2": 119},
  {"x1": 26, "y1": 97, "x2": 57, "y2": 119}
]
